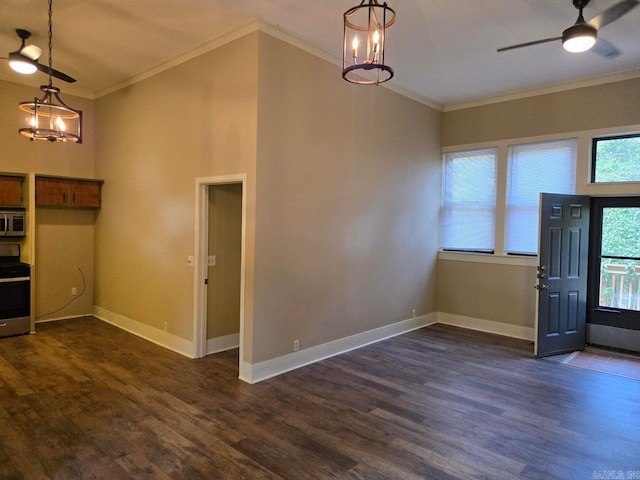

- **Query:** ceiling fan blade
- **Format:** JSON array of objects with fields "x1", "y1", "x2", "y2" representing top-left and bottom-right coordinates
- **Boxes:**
[
  {"x1": 497, "y1": 36, "x2": 562, "y2": 53},
  {"x1": 36, "y1": 63, "x2": 76, "y2": 83},
  {"x1": 588, "y1": 0, "x2": 639, "y2": 30},
  {"x1": 591, "y1": 37, "x2": 622, "y2": 58},
  {"x1": 21, "y1": 44, "x2": 42, "y2": 61}
]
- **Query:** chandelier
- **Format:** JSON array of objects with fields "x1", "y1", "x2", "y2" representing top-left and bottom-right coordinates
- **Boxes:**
[
  {"x1": 18, "y1": 0, "x2": 82, "y2": 143},
  {"x1": 342, "y1": 0, "x2": 395, "y2": 85}
]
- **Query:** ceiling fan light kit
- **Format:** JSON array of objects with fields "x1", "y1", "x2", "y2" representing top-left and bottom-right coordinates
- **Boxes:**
[
  {"x1": 8, "y1": 52, "x2": 38, "y2": 74},
  {"x1": 7, "y1": 29, "x2": 40, "y2": 75},
  {"x1": 342, "y1": 0, "x2": 395, "y2": 85},
  {"x1": 18, "y1": 0, "x2": 82, "y2": 143},
  {"x1": 562, "y1": 18, "x2": 597, "y2": 53}
]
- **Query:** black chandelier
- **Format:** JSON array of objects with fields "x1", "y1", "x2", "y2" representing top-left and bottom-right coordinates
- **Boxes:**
[
  {"x1": 18, "y1": 0, "x2": 82, "y2": 143},
  {"x1": 342, "y1": 0, "x2": 395, "y2": 85}
]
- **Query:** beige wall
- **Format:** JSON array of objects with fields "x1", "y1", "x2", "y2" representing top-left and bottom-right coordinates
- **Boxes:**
[
  {"x1": 207, "y1": 183, "x2": 242, "y2": 339},
  {"x1": 35, "y1": 208, "x2": 96, "y2": 320},
  {"x1": 93, "y1": 29, "x2": 442, "y2": 366},
  {"x1": 253, "y1": 33, "x2": 443, "y2": 362},
  {"x1": 443, "y1": 78, "x2": 640, "y2": 146},
  {"x1": 438, "y1": 260, "x2": 535, "y2": 327},
  {"x1": 94, "y1": 33, "x2": 259, "y2": 344},
  {"x1": 440, "y1": 77, "x2": 640, "y2": 330},
  {"x1": 0, "y1": 79, "x2": 96, "y2": 322}
]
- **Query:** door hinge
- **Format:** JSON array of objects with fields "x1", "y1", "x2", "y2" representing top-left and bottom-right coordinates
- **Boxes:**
[{"x1": 204, "y1": 278, "x2": 208, "y2": 285}]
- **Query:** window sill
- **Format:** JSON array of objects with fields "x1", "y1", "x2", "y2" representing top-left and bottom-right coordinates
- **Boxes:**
[{"x1": 438, "y1": 250, "x2": 538, "y2": 267}]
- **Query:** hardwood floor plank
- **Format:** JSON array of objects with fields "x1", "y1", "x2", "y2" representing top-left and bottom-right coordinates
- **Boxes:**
[{"x1": 1, "y1": 318, "x2": 640, "y2": 479}]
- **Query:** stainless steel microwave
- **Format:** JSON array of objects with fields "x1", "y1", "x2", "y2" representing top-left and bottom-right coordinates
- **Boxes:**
[{"x1": 0, "y1": 208, "x2": 26, "y2": 237}]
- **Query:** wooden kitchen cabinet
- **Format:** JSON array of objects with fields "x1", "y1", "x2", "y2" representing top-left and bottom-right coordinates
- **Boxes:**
[
  {"x1": 0, "y1": 175, "x2": 24, "y2": 206},
  {"x1": 35, "y1": 177, "x2": 69, "y2": 206},
  {"x1": 36, "y1": 176, "x2": 103, "y2": 208},
  {"x1": 69, "y1": 180, "x2": 101, "y2": 207}
]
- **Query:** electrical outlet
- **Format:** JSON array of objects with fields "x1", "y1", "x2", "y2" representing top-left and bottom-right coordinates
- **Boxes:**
[
  {"x1": 412, "y1": 309, "x2": 416, "y2": 318},
  {"x1": 71, "y1": 287, "x2": 78, "y2": 296},
  {"x1": 163, "y1": 322, "x2": 168, "y2": 332},
  {"x1": 293, "y1": 339, "x2": 300, "y2": 352}
]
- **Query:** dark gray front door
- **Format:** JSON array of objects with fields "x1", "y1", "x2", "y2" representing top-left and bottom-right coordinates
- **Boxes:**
[{"x1": 535, "y1": 193, "x2": 590, "y2": 357}]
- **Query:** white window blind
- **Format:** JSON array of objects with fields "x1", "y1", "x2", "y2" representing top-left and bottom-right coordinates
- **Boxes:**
[
  {"x1": 505, "y1": 139, "x2": 577, "y2": 255},
  {"x1": 441, "y1": 148, "x2": 497, "y2": 252}
]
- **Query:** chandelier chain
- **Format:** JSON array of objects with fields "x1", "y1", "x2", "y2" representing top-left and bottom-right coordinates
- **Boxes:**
[{"x1": 47, "y1": 0, "x2": 53, "y2": 85}]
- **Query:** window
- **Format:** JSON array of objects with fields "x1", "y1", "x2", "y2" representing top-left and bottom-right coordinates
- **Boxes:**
[
  {"x1": 592, "y1": 133, "x2": 640, "y2": 183},
  {"x1": 441, "y1": 148, "x2": 497, "y2": 253},
  {"x1": 505, "y1": 139, "x2": 577, "y2": 255}
]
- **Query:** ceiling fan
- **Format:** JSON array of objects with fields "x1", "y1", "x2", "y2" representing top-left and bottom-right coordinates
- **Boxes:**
[
  {"x1": 497, "y1": 0, "x2": 639, "y2": 59},
  {"x1": 1, "y1": 28, "x2": 76, "y2": 83}
]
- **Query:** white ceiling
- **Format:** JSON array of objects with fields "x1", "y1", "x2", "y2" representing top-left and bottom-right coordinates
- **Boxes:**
[{"x1": 1, "y1": 0, "x2": 640, "y2": 109}]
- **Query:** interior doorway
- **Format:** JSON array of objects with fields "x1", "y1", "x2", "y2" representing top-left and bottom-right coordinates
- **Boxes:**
[
  {"x1": 193, "y1": 175, "x2": 246, "y2": 369},
  {"x1": 206, "y1": 183, "x2": 242, "y2": 354}
]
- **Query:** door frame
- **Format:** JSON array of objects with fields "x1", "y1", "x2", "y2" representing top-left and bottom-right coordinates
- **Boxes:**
[{"x1": 193, "y1": 174, "x2": 247, "y2": 365}]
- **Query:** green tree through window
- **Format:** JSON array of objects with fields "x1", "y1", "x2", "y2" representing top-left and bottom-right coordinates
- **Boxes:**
[
  {"x1": 593, "y1": 134, "x2": 640, "y2": 182},
  {"x1": 600, "y1": 206, "x2": 640, "y2": 311}
]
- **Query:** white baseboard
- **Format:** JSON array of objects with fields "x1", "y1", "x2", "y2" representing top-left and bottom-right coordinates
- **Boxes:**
[
  {"x1": 89, "y1": 307, "x2": 532, "y2": 385},
  {"x1": 93, "y1": 306, "x2": 195, "y2": 358},
  {"x1": 437, "y1": 312, "x2": 535, "y2": 341},
  {"x1": 207, "y1": 333, "x2": 239, "y2": 354},
  {"x1": 35, "y1": 313, "x2": 93, "y2": 324},
  {"x1": 239, "y1": 313, "x2": 437, "y2": 384}
]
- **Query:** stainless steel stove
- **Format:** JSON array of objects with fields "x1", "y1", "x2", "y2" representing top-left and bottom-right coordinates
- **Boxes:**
[{"x1": 0, "y1": 244, "x2": 31, "y2": 338}]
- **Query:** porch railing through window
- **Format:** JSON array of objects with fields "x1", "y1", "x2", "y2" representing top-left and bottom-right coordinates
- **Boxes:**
[{"x1": 600, "y1": 263, "x2": 640, "y2": 311}]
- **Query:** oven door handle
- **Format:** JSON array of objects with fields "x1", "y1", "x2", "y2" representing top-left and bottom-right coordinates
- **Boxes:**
[{"x1": 0, "y1": 277, "x2": 30, "y2": 283}]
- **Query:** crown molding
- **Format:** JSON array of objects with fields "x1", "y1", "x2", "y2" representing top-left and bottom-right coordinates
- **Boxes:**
[
  {"x1": 444, "y1": 68, "x2": 640, "y2": 112},
  {"x1": 94, "y1": 18, "x2": 262, "y2": 99},
  {"x1": 256, "y1": 22, "x2": 443, "y2": 111},
  {"x1": 90, "y1": 18, "x2": 442, "y2": 110}
]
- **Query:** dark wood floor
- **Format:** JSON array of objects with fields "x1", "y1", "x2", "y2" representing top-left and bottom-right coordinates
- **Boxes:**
[{"x1": 1, "y1": 318, "x2": 639, "y2": 479}]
